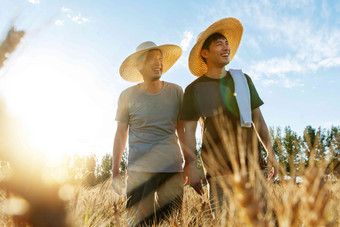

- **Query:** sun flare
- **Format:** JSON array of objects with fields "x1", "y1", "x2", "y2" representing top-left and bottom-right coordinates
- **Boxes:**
[{"x1": 1, "y1": 55, "x2": 105, "y2": 168}]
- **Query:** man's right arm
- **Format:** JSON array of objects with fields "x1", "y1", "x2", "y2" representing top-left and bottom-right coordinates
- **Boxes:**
[
  {"x1": 183, "y1": 120, "x2": 204, "y2": 195},
  {"x1": 112, "y1": 122, "x2": 128, "y2": 177}
]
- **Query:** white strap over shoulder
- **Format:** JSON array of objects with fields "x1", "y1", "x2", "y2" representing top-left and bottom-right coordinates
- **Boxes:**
[{"x1": 229, "y1": 69, "x2": 252, "y2": 128}]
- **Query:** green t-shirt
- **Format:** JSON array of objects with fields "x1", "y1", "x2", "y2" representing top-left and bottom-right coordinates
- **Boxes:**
[{"x1": 180, "y1": 71, "x2": 265, "y2": 176}]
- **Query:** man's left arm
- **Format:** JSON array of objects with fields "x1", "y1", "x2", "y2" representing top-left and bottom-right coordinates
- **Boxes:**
[
  {"x1": 177, "y1": 117, "x2": 189, "y2": 185},
  {"x1": 252, "y1": 107, "x2": 277, "y2": 179}
]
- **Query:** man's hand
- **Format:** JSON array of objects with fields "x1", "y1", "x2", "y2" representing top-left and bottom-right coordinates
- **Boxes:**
[
  {"x1": 185, "y1": 164, "x2": 205, "y2": 195},
  {"x1": 184, "y1": 164, "x2": 190, "y2": 186},
  {"x1": 111, "y1": 174, "x2": 125, "y2": 196},
  {"x1": 267, "y1": 166, "x2": 276, "y2": 181}
]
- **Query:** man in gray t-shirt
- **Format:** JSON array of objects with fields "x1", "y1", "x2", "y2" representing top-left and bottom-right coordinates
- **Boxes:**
[{"x1": 112, "y1": 41, "x2": 186, "y2": 226}]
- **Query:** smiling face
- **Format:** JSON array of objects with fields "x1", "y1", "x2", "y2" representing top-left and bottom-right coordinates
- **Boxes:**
[
  {"x1": 138, "y1": 49, "x2": 163, "y2": 81},
  {"x1": 201, "y1": 35, "x2": 231, "y2": 68}
]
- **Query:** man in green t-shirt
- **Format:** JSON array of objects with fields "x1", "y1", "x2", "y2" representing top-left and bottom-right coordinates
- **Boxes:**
[{"x1": 180, "y1": 18, "x2": 277, "y2": 212}]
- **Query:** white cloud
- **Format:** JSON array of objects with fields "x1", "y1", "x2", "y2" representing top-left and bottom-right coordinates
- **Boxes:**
[
  {"x1": 277, "y1": 0, "x2": 314, "y2": 9},
  {"x1": 246, "y1": 37, "x2": 260, "y2": 52},
  {"x1": 61, "y1": 7, "x2": 71, "y2": 13},
  {"x1": 248, "y1": 56, "x2": 304, "y2": 88},
  {"x1": 262, "y1": 79, "x2": 276, "y2": 87},
  {"x1": 317, "y1": 57, "x2": 340, "y2": 68},
  {"x1": 61, "y1": 7, "x2": 89, "y2": 25},
  {"x1": 72, "y1": 16, "x2": 80, "y2": 22},
  {"x1": 72, "y1": 14, "x2": 89, "y2": 24},
  {"x1": 27, "y1": 0, "x2": 40, "y2": 4},
  {"x1": 55, "y1": 20, "x2": 64, "y2": 26},
  {"x1": 180, "y1": 31, "x2": 193, "y2": 51},
  {"x1": 250, "y1": 57, "x2": 303, "y2": 76},
  {"x1": 202, "y1": 0, "x2": 340, "y2": 88}
]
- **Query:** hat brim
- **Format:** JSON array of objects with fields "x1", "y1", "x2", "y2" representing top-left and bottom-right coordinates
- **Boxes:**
[
  {"x1": 119, "y1": 44, "x2": 182, "y2": 82},
  {"x1": 189, "y1": 17, "x2": 243, "y2": 77}
]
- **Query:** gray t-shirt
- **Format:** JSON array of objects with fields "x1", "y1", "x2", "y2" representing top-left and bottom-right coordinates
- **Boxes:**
[{"x1": 115, "y1": 82, "x2": 183, "y2": 172}]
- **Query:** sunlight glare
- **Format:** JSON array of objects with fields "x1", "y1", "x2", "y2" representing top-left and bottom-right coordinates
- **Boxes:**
[
  {"x1": 1, "y1": 55, "x2": 105, "y2": 166},
  {"x1": 4, "y1": 197, "x2": 30, "y2": 216},
  {"x1": 58, "y1": 184, "x2": 75, "y2": 201}
]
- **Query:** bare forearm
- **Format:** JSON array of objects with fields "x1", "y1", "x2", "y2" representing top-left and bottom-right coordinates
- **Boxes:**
[
  {"x1": 252, "y1": 108, "x2": 276, "y2": 164},
  {"x1": 185, "y1": 135, "x2": 197, "y2": 165},
  {"x1": 259, "y1": 123, "x2": 276, "y2": 163},
  {"x1": 183, "y1": 121, "x2": 198, "y2": 166},
  {"x1": 113, "y1": 138, "x2": 126, "y2": 176},
  {"x1": 183, "y1": 120, "x2": 204, "y2": 195},
  {"x1": 177, "y1": 120, "x2": 187, "y2": 165},
  {"x1": 112, "y1": 123, "x2": 128, "y2": 177}
]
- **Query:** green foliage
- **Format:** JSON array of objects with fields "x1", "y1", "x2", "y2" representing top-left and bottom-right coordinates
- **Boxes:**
[
  {"x1": 96, "y1": 154, "x2": 112, "y2": 183},
  {"x1": 119, "y1": 148, "x2": 128, "y2": 174},
  {"x1": 62, "y1": 151, "x2": 127, "y2": 186},
  {"x1": 3, "y1": 125, "x2": 337, "y2": 186},
  {"x1": 61, "y1": 125, "x2": 340, "y2": 184},
  {"x1": 268, "y1": 125, "x2": 339, "y2": 177},
  {"x1": 85, "y1": 155, "x2": 97, "y2": 186}
]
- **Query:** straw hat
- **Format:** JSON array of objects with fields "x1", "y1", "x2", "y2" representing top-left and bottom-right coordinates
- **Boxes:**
[
  {"x1": 188, "y1": 17, "x2": 243, "y2": 77},
  {"x1": 119, "y1": 41, "x2": 182, "y2": 82}
]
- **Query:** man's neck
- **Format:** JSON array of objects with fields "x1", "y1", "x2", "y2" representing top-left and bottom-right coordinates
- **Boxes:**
[
  {"x1": 139, "y1": 79, "x2": 164, "y2": 94},
  {"x1": 205, "y1": 67, "x2": 227, "y2": 79}
]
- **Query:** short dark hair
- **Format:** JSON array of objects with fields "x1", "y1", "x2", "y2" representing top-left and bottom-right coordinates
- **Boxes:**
[{"x1": 201, "y1": 33, "x2": 227, "y2": 63}]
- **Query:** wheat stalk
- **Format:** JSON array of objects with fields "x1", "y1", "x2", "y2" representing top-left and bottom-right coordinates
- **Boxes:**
[{"x1": 0, "y1": 26, "x2": 25, "y2": 69}]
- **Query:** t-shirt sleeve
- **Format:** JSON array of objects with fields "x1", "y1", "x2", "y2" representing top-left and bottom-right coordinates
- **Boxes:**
[
  {"x1": 180, "y1": 85, "x2": 200, "y2": 121},
  {"x1": 115, "y1": 91, "x2": 129, "y2": 122},
  {"x1": 245, "y1": 74, "x2": 264, "y2": 110},
  {"x1": 177, "y1": 85, "x2": 184, "y2": 112}
]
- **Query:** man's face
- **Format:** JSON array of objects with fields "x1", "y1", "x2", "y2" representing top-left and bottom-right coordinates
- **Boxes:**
[
  {"x1": 139, "y1": 49, "x2": 163, "y2": 81},
  {"x1": 201, "y1": 37, "x2": 231, "y2": 67}
]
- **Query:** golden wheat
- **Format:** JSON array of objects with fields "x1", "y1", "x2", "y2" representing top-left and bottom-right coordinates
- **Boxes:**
[
  {"x1": 0, "y1": 26, "x2": 25, "y2": 68},
  {"x1": 1, "y1": 94, "x2": 340, "y2": 226}
]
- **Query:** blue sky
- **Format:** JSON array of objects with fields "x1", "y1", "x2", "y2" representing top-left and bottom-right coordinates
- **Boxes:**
[{"x1": 1, "y1": 0, "x2": 339, "y2": 160}]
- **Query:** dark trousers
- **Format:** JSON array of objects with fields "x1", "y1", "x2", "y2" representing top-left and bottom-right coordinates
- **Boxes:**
[{"x1": 126, "y1": 171, "x2": 183, "y2": 226}]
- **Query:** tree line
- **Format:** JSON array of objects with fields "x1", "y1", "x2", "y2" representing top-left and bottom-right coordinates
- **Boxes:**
[
  {"x1": 62, "y1": 125, "x2": 339, "y2": 186},
  {"x1": 269, "y1": 125, "x2": 339, "y2": 175},
  {"x1": 2, "y1": 125, "x2": 337, "y2": 187}
]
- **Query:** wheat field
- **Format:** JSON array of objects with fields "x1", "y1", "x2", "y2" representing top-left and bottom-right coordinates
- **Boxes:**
[
  {"x1": 57, "y1": 175, "x2": 340, "y2": 226},
  {"x1": 1, "y1": 26, "x2": 340, "y2": 227},
  {"x1": 2, "y1": 171, "x2": 339, "y2": 226}
]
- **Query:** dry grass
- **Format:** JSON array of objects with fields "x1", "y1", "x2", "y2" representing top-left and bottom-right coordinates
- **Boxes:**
[
  {"x1": 1, "y1": 107, "x2": 339, "y2": 226},
  {"x1": 1, "y1": 176, "x2": 339, "y2": 226},
  {"x1": 1, "y1": 126, "x2": 340, "y2": 227},
  {"x1": 55, "y1": 177, "x2": 340, "y2": 226},
  {"x1": 0, "y1": 26, "x2": 25, "y2": 68}
]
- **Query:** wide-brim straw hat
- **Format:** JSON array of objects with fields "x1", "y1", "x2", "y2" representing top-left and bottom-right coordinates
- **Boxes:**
[
  {"x1": 189, "y1": 17, "x2": 243, "y2": 77},
  {"x1": 119, "y1": 41, "x2": 182, "y2": 82}
]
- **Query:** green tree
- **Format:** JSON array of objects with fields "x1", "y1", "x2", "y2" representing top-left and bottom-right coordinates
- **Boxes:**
[
  {"x1": 303, "y1": 125, "x2": 316, "y2": 165},
  {"x1": 326, "y1": 126, "x2": 340, "y2": 156},
  {"x1": 97, "y1": 154, "x2": 112, "y2": 183},
  {"x1": 315, "y1": 127, "x2": 327, "y2": 160},
  {"x1": 66, "y1": 154, "x2": 87, "y2": 184},
  {"x1": 269, "y1": 126, "x2": 282, "y2": 160},
  {"x1": 119, "y1": 148, "x2": 128, "y2": 174},
  {"x1": 280, "y1": 126, "x2": 302, "y2": 175},
  {"x1": 84, "y1": 155, "x2": 97, "y2": 186}
]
